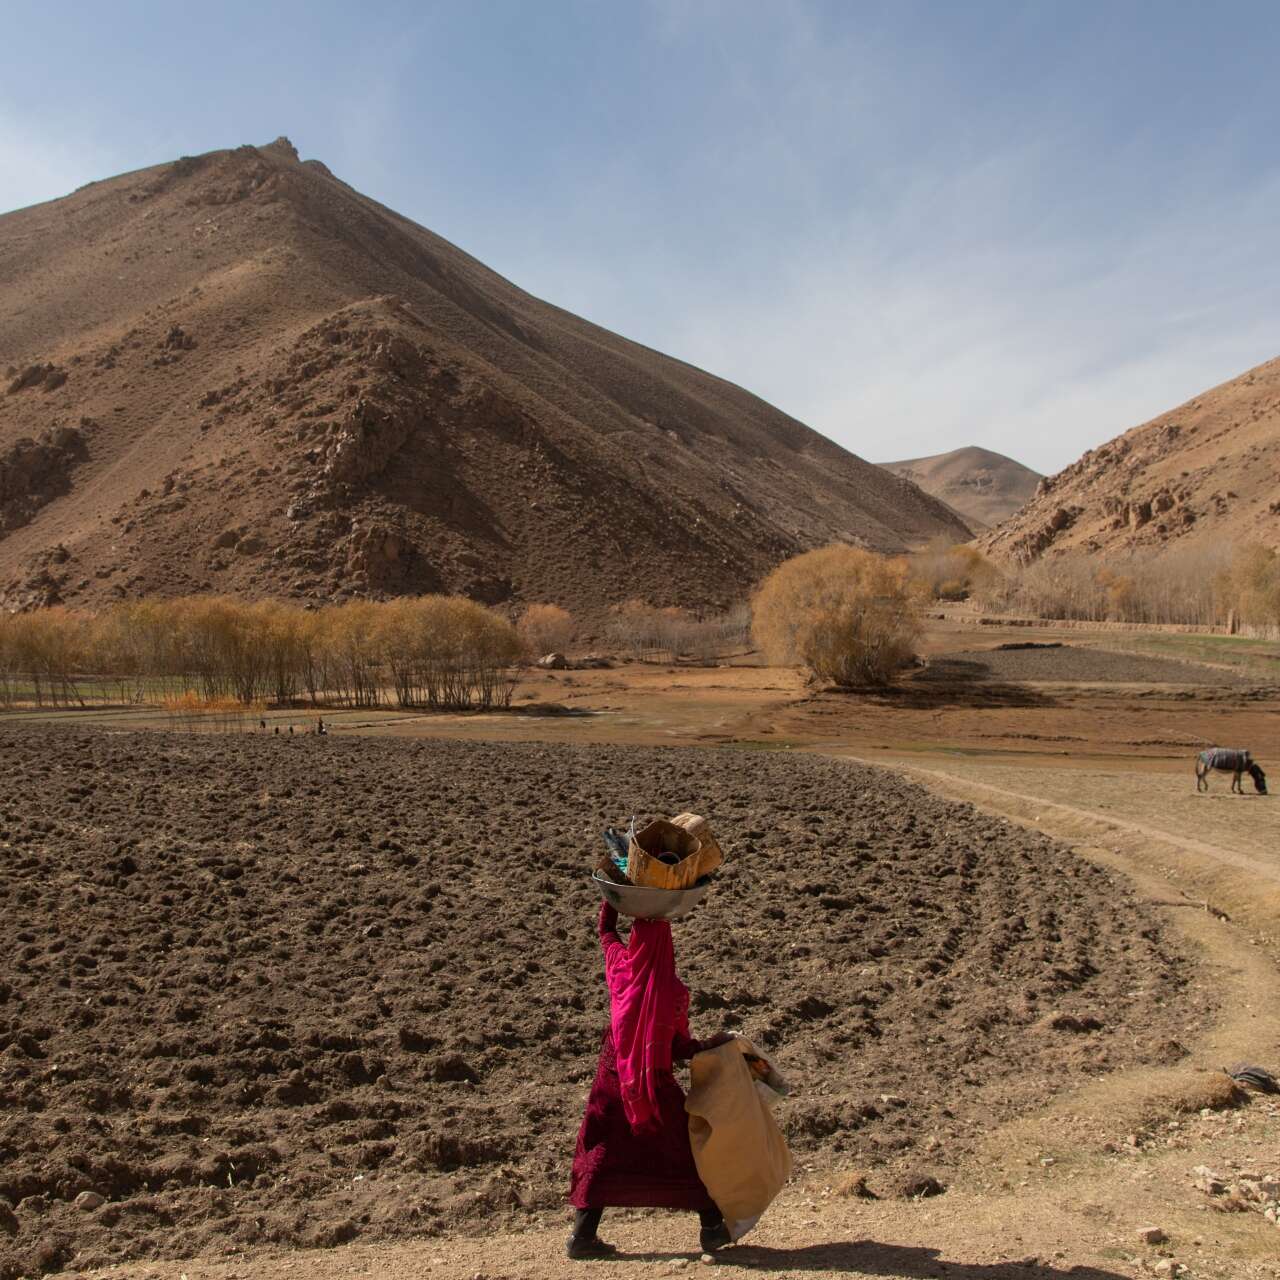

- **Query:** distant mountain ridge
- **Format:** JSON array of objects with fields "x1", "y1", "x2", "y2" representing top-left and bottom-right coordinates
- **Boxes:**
[
  {"x1": 978, "y1": 357, "x2": 1280, "y2": 564},
  {"x1": 0, "y1": 137, "x2": 970, "y2": 612},
  {"x1": 879, "y1": 446, "x2": 1041, "y2": 531}
]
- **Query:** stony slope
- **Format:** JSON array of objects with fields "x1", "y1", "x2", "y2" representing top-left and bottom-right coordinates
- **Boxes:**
[
  {"x1": 980, "y1": 357, "x2": 1280, "y2": 564},
  {"x1": 879, "y1": 445, "x2": 1039, "y2": 530},
  {"x1": 0, "y1": 138, "x2": 969, "y2": 612}
]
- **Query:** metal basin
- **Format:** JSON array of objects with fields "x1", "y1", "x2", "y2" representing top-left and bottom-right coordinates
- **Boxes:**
[{"x1": 591, "y1": 871, "x2": 714, "y2": 920}]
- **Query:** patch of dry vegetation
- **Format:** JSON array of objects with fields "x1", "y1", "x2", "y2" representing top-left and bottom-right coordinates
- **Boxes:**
[
  {"x1": 515, "y1": 603, "x2": 575, "y2": 658},
  {"x1": 984, "y1": 543, "x2": 1280, "y2": 633},
  {"x1": 752, "y1": 544, "x2": 921, "y2": 686},
  {"x1": 605, "y1": 600, "x2": 751, "y2": 664},
  {"x1": 915, "y1": 540, "x2": 1280, "y2": 635},
  {"x1": 909, "y1": 539, "x2": 1001, "y2": 602},
  {"x1": 0, "y1": 596, "x2": 521, "y2": 710}
]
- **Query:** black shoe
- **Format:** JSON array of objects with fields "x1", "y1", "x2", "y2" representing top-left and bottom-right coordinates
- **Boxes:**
[
  {"x1": 700, "y1": 1222, "x2": 732, "y2": 1253},
  {"x1": 566, "y1": 1235, "x2": 618, "y2": 1260}
]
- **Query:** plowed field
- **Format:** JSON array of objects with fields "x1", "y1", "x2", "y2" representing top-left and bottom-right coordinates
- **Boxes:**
[{"x1": 0, "y1": 727, "x2": 1205, "y2": 1278}]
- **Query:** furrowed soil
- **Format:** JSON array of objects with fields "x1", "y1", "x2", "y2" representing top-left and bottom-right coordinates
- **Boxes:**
[{"x1": 0, "y1": 726, "x2": 1207, "y2": 1279}]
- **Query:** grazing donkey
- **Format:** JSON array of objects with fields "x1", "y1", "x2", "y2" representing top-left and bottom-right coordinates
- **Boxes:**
[{"x1": 1195, "y1": 748, "x2": 1268, "y2": 794}]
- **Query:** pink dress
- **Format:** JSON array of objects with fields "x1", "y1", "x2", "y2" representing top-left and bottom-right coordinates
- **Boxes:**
[{"x1": 568, "y1": 904, "x2": 718, "y2": 1211}]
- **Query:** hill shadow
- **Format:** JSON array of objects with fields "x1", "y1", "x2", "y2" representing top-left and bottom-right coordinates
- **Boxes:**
[{"x1": 626, "y1": 1239, "x2": 1126, "y2": 1278}]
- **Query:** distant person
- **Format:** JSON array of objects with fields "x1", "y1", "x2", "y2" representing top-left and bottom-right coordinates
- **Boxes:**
[
  {"x1": 567, "y1": 900, "x2": 733, "y2": 1259},
  {"x1": 316, "y1": 717, "x2": 327, "y2": 736},
  {"x1": 288, "y1": 725, "x2": 294, "y2": 736},
  {"x1": 259, "y1": 718, "x2": 267, "y2": 732}
]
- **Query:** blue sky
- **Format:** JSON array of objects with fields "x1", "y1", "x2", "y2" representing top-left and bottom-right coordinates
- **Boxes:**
[{"x1": 4, "y1": 1, "x2": 1278, "y2": 473}]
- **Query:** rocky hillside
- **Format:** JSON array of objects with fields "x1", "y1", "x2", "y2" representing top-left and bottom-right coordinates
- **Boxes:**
[
  {"x1": 0, "y1": 138, "x2": 969, "y2": 613},
  {"x1": 980, "y1": 356, "x2": 1280, "y2": 564},
  {"x1": 879, "y1": 446, "x2": 1040, "y2": 530}
]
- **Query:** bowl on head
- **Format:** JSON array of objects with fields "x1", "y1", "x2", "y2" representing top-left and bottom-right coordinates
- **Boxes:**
[{"x1": 592, "y1": 871, "x2": 714, "y2": 920}]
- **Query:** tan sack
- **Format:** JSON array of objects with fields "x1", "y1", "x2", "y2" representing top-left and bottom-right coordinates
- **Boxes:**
[{"x1": 685, "y1": 1038, "x2": 791, "y2": 1242}]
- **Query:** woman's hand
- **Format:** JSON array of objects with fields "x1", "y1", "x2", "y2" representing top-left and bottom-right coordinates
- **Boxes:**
[{"x1": 703, "y1": 1031, "x2": 736, "y2": 1050}]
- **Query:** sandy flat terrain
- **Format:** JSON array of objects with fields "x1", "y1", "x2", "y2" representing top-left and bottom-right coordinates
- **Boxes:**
[{"x1": 5, "y1": 615, "x2": 1280, "y2": 1278}]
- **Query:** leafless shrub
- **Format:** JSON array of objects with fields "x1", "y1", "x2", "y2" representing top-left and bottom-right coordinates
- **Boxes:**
[
  {"x1": 516, "y1": 603, "x2": 575, "y2": 659},
  {"x1": 752, "y1": 544, "x2": 922, "y2": 686},
  {"x1": 606, "y1": 600, "x2": 751, "y2": 664}
]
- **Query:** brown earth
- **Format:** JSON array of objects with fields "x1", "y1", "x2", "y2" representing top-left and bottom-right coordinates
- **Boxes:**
[
  {"x1": 918, "y1": 643, "x2": 1251, "y2": 686},
  {"x1": 879, "y1": 446, "x2": 1041, "y2": 531},
  {"x1": 979, "y1": 356, "x2": 1280, "y2": 564},
  {"x1": 0, "y1": 725, "x2": 1205, "y2": 1279},
  {"x1": 0, "y1": 138, "x2": 968, "y2": 613}
]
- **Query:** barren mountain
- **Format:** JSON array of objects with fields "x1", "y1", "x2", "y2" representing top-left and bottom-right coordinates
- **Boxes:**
[
  {"x1": 0, "y1": 137, "x2": 968, "y2": 613},
  {"x1": 879, "y1": 445, "x2": 1039, "y2": 530},
  {"x1": 980, "y1": 357, "x2": 1280, "y2": 564}
]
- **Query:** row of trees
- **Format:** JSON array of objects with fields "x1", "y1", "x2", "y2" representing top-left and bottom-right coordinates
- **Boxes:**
[
  {"x1": 963, "y1": 543, "x2": 1280, "y2": 633},
  {"x1": 0, "y1": 596, "x2": 523, "y2": 710},
  {"x1": 3, "y1": 540, "x2": 1275, "y2": 709},
  {"x1": 750, "y1": 538, "x2": 1280, "y2": 688}
]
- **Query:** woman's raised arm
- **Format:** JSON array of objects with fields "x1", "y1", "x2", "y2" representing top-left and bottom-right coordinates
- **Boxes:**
[{"x1": 598, "y1": 900, "x2": 624, "y2": 963}]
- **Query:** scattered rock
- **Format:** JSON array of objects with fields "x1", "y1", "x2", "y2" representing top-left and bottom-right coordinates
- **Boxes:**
[
  {"x1": 1137, "y1": 1225, "x2": 1167, "y2": 1245},
  {"x1": 74, "y1": 1191, "x2": 105, "y2": 1211},
  {"x1": 537, "y1": 652, "x2": 568, "y2": 670},
  {"x1": 161, "y1": 324, "x2": 197, "y2": 351},
  {"x1": 0, "y1": 425, "x2": 88, "y2": 533},
  {"x1": 1192, "y1": 1165, "x2": 1227, "y2": 1196},
  {"x1": 6, "y1": 362, "x2": 66, "y2": 394}
]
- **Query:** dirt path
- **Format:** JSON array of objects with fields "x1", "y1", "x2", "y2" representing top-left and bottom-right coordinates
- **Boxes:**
[
  {"x1": 82, "y1": 751, "x2": 1280, "y2": 1280},
  {"x1": 866, "y1": 758, "x2": 1280, "y2": 943}
]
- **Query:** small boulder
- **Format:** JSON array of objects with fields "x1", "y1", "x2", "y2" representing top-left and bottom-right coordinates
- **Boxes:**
[
  {"x1": 74, "y1": 1191, "x2": 105, "y2": 1211},
  {"x1": 1137, "y1": 1225, "x2": 1168, "y2": 1245},
  {"x1": 1192, "y1": 1165, "x2": 1227, "y2": 1196},
  {"x1": 537, "y1": 652, "x2": 568, "y2": 670}
]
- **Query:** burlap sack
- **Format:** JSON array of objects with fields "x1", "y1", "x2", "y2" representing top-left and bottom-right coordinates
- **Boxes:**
[{"x1": 685, "y1": 1038, "x2": 791, "y2": 1242}]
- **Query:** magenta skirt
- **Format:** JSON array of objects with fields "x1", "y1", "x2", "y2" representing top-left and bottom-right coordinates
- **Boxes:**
[{"x1": 569, "y1": 1028, "x2": 717, "y2": 1211}]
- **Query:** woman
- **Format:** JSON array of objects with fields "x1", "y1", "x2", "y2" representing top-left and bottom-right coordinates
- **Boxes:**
[{"x1": 567, "y1": 900, "x2": 733, "y2": 1260}]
